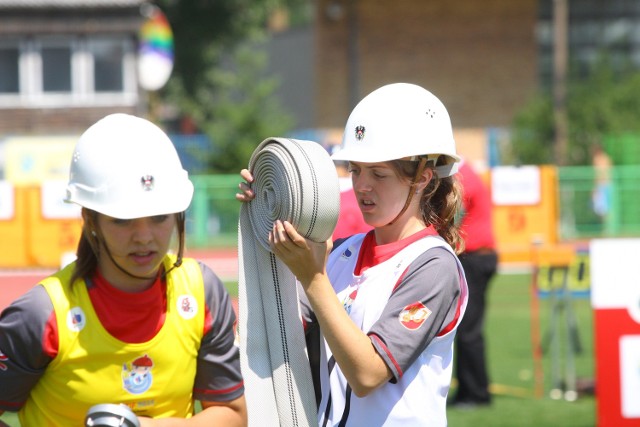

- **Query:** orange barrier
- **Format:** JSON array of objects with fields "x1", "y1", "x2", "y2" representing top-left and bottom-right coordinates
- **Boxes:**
[
  {"x1": 491, "y1": 166, "x2": 559, "y2": 264},
  {"x1": 0, "y1": 183, "x2": 30, "y2": 267},
  {"x1": 0, "y1": 184, "x2": 81, "y2": 268}
]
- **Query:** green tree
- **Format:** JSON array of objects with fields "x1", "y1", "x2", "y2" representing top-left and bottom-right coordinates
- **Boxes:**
[
  {"x1": 182, "y1": 35, "x2": 294, "y2": 173},
  {"x1": 509, "y1": 94, "x2": 555, "y2": 165},
  {"x1": 154, "y1": 0, "x2": 308, "y2": 173},
  {"x1": 510, "y1": 56, "x2": 640, "y2": 165}
]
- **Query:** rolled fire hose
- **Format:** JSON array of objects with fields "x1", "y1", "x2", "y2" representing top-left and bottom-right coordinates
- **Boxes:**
[
  {"x1": 84, "y1": 404, "x2": 140, "y2": 427},
  {"x1": 238, "y1": 137, "x2": 340, "y2": 427}
]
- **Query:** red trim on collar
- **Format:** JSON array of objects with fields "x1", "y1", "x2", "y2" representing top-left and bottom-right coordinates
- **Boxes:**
[{"x1": 354, "y1": 227, "x2": 438, "y2": 275}]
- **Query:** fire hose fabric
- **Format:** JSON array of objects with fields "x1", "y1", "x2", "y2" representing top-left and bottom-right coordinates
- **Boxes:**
[{"x1": 238, "y1": 137, "x2": 340, "y2": 427}]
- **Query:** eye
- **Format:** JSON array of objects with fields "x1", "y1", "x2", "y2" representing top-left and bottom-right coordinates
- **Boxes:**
[
  {"x1": 112, "y1": 218, "x2": 131, "y2": 225},
  {"x1": 347, "y1": 164, "x2": 360, "y2": 175},
  {"x1": 151, "y1": 215, "x2": 169, "y2": 223}
]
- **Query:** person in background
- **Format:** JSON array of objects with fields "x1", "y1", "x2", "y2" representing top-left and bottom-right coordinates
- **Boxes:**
[
  {"x1": 450, "y1": 159, "x2": 498, "y2": 409},
  {"x1": 238, "y1": 82, "x2": 468, "y2": 426},
  {"x1": 591, "y1": 143, "x2": 612, "y2": 225},
  {"x1": 0, "y1": 114, "x2": 246, "y2": 426},
  {"x1": 331, "y1": 151, "x2": 372, "y2": 239}
]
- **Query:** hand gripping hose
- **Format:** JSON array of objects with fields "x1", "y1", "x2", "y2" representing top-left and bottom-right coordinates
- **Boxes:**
[{"x1": 238, "y1": 137, "x2": 340, "y2": 427}]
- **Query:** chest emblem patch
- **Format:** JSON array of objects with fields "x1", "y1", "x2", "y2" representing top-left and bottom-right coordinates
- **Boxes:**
[
  {"x1": 177, "y1": 295, "x2": 198, "y2": 320},
  {"x1": 398, "y1": 302, "x2": 432, "y2": 330},
  {"x1": 0, "y1": 350, "x2": 8, "y2": 371},
  {"x1": 67, "y1": 307, "x2": 86, "y2": 332},
  {"x1": 342, "y1": 289, "x2": 358, "y2": 315},
  {"x1": 122, "y1": 354, "x2": 154, "y2": 394}
]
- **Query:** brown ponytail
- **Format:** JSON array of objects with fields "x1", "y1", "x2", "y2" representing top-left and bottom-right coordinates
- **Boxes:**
[{"x1": 392, "y1": 157, "x2": 464, "y2": 253}]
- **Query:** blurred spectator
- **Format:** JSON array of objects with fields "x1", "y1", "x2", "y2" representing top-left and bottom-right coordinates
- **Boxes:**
[
  {"x1": 451, "y1": 159, "x2": 498, "y2": 408},
  {"x1": 332, "y1": 158, "x2": 372, "y2": 240},
  {"x1": 591, "y1": 143, "x2": 612, "y2": 221}
]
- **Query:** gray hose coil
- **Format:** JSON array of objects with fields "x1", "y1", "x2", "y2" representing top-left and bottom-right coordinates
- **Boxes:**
[{"x1": 238, "y1": 137, "x2": 340, "y2": 427}]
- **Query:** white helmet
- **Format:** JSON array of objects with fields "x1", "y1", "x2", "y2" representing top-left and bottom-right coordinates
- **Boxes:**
[
  {"x1": 65, "y1": 113, "x2": 194, "y2": 219},
  {"x1": 332, "y1": 83, "x2": 460, "y2": 177}
]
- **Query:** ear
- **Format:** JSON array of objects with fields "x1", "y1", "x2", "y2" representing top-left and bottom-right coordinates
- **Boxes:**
[{"x1": 415, "y1": 167, "x2": 434, "y2": 193}]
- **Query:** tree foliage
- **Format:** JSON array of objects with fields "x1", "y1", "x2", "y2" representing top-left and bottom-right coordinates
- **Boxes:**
[
  {"x1": 183, "y1": 36, "x2": 294, "y2": 173},
  {"x1": 153, "y1": 0, "x2": 308, "y2": 173},
  {"x1": 510, "y1": 56, "x2": 640, "y2": 166}
]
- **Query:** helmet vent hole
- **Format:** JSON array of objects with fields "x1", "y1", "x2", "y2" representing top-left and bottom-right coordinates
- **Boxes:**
[{"x1": 426, "y1": 109, "x2": 436, "y2": 118}]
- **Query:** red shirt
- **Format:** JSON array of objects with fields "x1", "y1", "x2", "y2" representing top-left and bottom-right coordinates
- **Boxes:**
[
  {"x1": 333, "y1": 189, "x2": 372, "y2": 240},
  {"x1": 457, "y1": 161, "x2": 495, "y2": 252}
]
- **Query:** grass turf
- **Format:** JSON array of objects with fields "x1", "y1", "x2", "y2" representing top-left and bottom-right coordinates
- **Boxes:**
[{"x1": 448, "y1": 271, "x2": 595, "y2": 426}]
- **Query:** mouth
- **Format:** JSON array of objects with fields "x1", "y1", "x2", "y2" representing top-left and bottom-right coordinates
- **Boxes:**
[
  {"x1": 130, "y1": 251, "x2": 157, "y2": 265},
  {"x1": 359, "y1": 199, "x2": 375, "y2": 211}
]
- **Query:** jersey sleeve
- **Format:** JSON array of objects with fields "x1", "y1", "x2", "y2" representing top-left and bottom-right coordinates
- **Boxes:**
[
  {"x1": 368, "y1": 247, "x2": 462, "y2": 381},
  {"x1": 0, "y1": 284, "x2": 55, "y2": 411},
  {"x1": 193, "y1": 262, "x2": 244, "y2": 403}
]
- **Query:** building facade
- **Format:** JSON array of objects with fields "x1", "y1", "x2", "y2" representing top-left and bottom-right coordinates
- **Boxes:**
[
  {"x1": 313, "y1": 0, "x2": 540, "y2": 130},
  {"x1": 0, "y1": 0, "x2": 145, "y2": 134}
]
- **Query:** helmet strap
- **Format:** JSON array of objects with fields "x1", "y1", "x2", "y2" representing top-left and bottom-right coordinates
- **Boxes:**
[
  {"x1": 162, "y1": 212, "x2": 185, "y2": 277},
  {"x1": 101, "y1": 238, "x2": 159, "y2": 282},
  {"x1": 387, "y1": 157, "x2": 428, "y2": 226}
]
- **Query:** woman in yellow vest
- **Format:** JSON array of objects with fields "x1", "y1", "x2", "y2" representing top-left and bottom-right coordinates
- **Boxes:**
[{"x1": 0, "y1": 114, "x2": 247, "y2": 426}]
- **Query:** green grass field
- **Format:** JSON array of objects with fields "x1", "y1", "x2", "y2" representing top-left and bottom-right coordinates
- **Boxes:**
[
  {"x1": 448, "y1": 272, "x2": 595, "y2": 427},
  {"x1": 0, "y1": 272, "x2": 596, "y2": 426}
]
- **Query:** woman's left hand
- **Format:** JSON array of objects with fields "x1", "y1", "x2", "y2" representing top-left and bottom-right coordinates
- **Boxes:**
[{"x1": 235, "y1": 169, "x2": 255, "y2": 203}]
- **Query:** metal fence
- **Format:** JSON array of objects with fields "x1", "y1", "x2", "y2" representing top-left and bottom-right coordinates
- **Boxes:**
[
  {"x1": 558, "y1": 165, "x2": 640, "y2": 240},
  {"x1": 187, "y1": 175, "x2": 241, "y2": 248},
  {"x1": 185, "y1": 165, "x2": 640, "y2": 248}
]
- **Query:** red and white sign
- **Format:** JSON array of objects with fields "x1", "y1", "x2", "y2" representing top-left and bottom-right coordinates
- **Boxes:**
[{"x1": 591, "y1": 238, "x2": 640, "y2": 427}]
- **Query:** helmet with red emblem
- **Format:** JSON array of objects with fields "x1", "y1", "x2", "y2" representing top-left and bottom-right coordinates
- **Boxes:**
[{"x1": 332, "y1": 83, "x2": 460, "y2": 177}]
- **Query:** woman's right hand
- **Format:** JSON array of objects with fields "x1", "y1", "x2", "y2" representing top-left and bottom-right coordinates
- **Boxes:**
[{"x1": 235, "y1": 169, "x2": 255, "y2": 203}]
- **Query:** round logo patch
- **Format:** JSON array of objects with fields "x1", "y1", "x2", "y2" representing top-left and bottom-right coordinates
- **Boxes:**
[
  {"x1": 67, "y1": 307, "x2": 86, "y2": 332},
  {"x1": 177, "y1": 295, "x2": 198, "y2": 320},
  {"x1": 398, "y1": 302, "x2": 432, "y2": 330}
]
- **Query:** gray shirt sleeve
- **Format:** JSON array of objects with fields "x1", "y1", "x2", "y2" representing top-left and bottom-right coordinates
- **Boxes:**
[
  {"x1": 368, "y1": 247, "x2": 462, "y2": 380},
  {"x1": 0, "y1": 284, "x2": 54, "y2": 410},
  {"x1": 193, "y1": 262, "x2": 244, "y2": 402}
]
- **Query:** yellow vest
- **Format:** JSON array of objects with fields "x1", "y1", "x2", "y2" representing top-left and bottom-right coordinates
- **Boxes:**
[{"x1": 20, "y1": 256, "x2": 205, "y2": 427}]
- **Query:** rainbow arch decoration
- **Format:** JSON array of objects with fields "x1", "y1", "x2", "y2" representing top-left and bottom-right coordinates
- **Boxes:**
[{"x1": 138, "y1": 6, "x2": 174, "y2": 91}]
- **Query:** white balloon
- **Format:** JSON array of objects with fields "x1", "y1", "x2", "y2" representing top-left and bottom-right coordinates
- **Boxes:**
[{"x1": 138, "y1": 53, "x2": 173, "y2": 91}]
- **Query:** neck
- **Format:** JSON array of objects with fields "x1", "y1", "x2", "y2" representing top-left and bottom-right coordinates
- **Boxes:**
[
  {"x1": 375, "y1": 216, "x2": 426, "y2": 245},
  {"x1": 97, "y1": 262, "x2": 159, "y2": 293}
]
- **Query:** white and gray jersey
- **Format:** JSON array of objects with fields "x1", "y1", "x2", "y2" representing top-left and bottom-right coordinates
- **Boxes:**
[{"x1": 302, "y1": 233, "x2": 468, "y2": 426}]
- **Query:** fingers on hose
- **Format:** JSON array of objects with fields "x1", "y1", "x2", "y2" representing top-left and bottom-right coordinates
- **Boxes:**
[
  {"x1": 271, "y1": 221, "x2": 287, "y2": 243},
  {"x1": 287, "y1": 228, "x2": 307, "y2": 249},
  {"x1": 240, "y1": 168, "x2": 254, "y2": 182},
  {"x1": 235, "y1": 192, "x2": 248, "y2": 202},
  {"x1": 235, "y1": 182, "x2": 254, "y2": 202}
]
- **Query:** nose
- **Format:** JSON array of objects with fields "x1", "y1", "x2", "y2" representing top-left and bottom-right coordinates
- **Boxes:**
[
  {"x1": 131, "y1": 218, "x2": 153, "y2": 244},
  {"x1": 352, "y1": 174, "x2": 372, "y2": 194}
]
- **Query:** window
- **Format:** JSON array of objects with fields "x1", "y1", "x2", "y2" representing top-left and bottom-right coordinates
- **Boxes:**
[
  {"x1": 42, "y1": 44, "x2": 72, "y2": 92},
  {"x1": 0, "y1": 36, "x2": 138, "y2": 108},
  {"x1": 91, "y1": 39, "x2": 124, "y2": 93},
  {"x1": 0, "y1": 46, "x2": 19, "y2": 94},
  {"x1": 537, "y1": 0, "x2": 640, "y2": 88}
]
